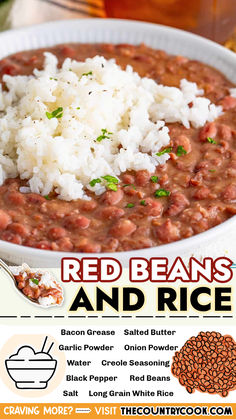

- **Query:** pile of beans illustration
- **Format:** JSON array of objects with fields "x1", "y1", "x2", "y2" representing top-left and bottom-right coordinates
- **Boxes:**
[{"x1": 171, "y1": 331, "x2": 236, "y2": 397}]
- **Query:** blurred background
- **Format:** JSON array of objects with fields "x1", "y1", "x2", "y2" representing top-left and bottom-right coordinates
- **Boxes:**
[{"x1": 0, "y1": 0, "x2": 236, "y2": 48}]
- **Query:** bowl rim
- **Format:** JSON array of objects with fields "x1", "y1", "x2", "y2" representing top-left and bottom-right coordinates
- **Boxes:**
[
  {"x1": 0, "y1": 17, "x2": 236, "y2": 62},
  {"x1": 1, "y1": 17, "x2": 236, "y2": 59},
  {"x1": 0, "y1": 17, "x2": 235, "y2": 264}
]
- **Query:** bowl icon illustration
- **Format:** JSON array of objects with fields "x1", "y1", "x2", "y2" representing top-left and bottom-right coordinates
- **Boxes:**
[{"x1": 5, "y1": 337, "x2": 57, "y2": 389}]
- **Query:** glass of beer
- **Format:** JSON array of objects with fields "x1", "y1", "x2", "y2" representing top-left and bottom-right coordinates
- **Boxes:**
[{"x1": 104, "y1": 0, "x2": 236, "y2": 43}]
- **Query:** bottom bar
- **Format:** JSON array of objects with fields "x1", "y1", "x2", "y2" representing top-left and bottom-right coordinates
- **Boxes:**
[{"x1": 0, "y1": 404, "x2": 235, "y2": 418}]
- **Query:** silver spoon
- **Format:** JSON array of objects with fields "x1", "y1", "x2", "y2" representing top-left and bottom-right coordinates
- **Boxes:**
[{"x1": 0, "y1": 258, "x2": 40, "y2": 305}]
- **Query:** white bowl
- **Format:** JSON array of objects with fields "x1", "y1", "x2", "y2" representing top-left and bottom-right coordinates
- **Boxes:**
[{"x1": 0, "y1": 18, "x2": 235, "y2": 267}]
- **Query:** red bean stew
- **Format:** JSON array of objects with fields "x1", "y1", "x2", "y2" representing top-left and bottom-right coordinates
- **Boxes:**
[{"x1": 0, "y1": 43, "x2": 235, "y2": 253}]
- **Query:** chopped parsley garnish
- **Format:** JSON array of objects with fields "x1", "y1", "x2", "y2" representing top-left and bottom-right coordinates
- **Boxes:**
[
  {"x1": 140, "y1": 200, "x2": 147, "y2": 206},
  {"x1": 207, "y1": 137, "x2": 217, "y2": 144},
  {"x1": 96, "y1": 128, "x2": 113, "y2": 142},
  {"x1": 103, "y1": 176, "x2": 119, "y2": 191},
  {"x1": 156, "y1": 147, "x2": 172, "y2": 156},
  {"x1": 106, "y1": 183, "x2": 118, "y2": 192},
  {"x1": 46, "y1": 107, "x2": 63, "y2": 120},
  {"x1": 89, "y1": 175, "x2": 119, "y2": 191},
  {"x1": 76, "y1": 107, "x2": 80, "y2": 110},
  {"x1": 50, "y1": 77, "x2": 58, "y2": 81},
  {"x1": 89, "y1": 178, "x2": 102, "y2": 187},
  {"x1": 44, "y1": 195, "x2": 50, "y2": 200},
  {"x1": 126, "y1": 203, "x2": 134, "y2": 208},
  {"x1": 150, "y1": 176, "x2": 159, "y2": 183},
  {"x1": 30, "y1": 278, "x2": 39, "y2": 285},
  {"x1": 154, "y1": 188, "x2": 171, "y2": 198},
  {"x1": 209, "y1": 169, "x2": 216, "y2": 172},
  {"x1": 81, "y1": 71, "x2": 93, "y2": 77},
  {"x1": 123, "y1": 184, "x2": 136, "y2": 189},
  {"x1": 176, "y1": 145, "x2": 187, "y2": 156},
  {"x1": 102, "y1": 175, "x2": 119, "y2": 184}
]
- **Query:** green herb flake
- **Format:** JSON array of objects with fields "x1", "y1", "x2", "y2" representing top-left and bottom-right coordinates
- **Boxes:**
[
  {"x1": 154, "y1": 188, "x2": 171, "y2": 198},
  {"x1": 50, "y1": 77, "x2": 58, "y2": 81},
  {"x1": 209, "y1": 169, "x2": 216, "y2": 172},
  {"x1": 126, "y1": 203, "x2": 134, "y2": 208},
  {"x1": 176, "y1": 145, "x2": 187, "y2": 156},
  {"x1": 207, "y1": 137, "x2": 217, "y2": 144},
  {"x1": 81, "y1": 71, "x2": 93, "y2": 77},
  {"x1": 123, "y1": 184, "x2": 136, "y2": 189},
  {"x1": 44, "y1": 195, "x2": 50, "y2": 200},
  {"x1": 46, "y1": 107, "x2": 63, "y2": 120},
  {"x1": 96, "y1": 128, "x2": 113, "y2": 142},
  {"x1": 150, "y1": 176, "x2": 159, "y2": 183},
  {"x1": 106, "y1": 183, "x2": 118, "y2": 192},
  {"x1": 89, "y1": 178, "x2": 102, "y2": 187},
  {"x1": 140, "y1": 200, "x2": 147, "y2": 206},
  {"x1": 102, "y1": 175, "x2": 119, "y2": 184},
  {"x1": 76, "y1": 107, "x2": 80, "y2": 110},
  {"x1": 30, "y1": 278, "x2": 39, "y2": 285},
  {"x1": 156, "y1": 147, "x2": 172, "y2": 156}
]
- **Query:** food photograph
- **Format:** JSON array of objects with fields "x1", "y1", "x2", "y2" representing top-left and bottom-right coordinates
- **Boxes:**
[{"x1": 0, "y1": 1, "x2": 235, "y2": 417}]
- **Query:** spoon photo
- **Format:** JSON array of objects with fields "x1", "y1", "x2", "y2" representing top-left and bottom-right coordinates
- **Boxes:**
[
  {"x1": 0, "y1": 259, "x2": 63, "y2": 308},
  {"x1": 0, "y1": 258, "x2": 40, "y2": 306}
]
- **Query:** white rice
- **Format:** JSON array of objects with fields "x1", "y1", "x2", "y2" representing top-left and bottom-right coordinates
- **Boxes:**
[
  {"x1": 10, "y1": 263, "x2": 31, "y2": 276},
  {"x1": 38, "y1": 295, "x2": 57, "y2": 307},
  {"x1": 229, "y1": 88, "x2": 236, "y2": 98},
  {"x1": 0, "y1": 53, "x2": 222, "y2": 201}
]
